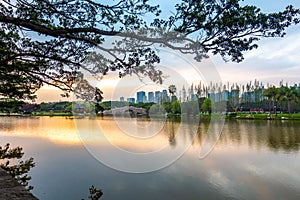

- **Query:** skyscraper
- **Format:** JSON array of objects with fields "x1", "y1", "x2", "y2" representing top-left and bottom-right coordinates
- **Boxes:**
[
  {"x1": 127, "y1": 98, "x2": 135, "y2": 103},
  {"x1": 155, "y1": 91, "x2": 161, "y2": 104},
  {"x1": 162, "y1": 89, "x2": 169, "y2": 102},
  {"x1": 148, "y1": 92, "x2": 154, "y2": 102},
  {"x1": 137, "y1": 91, "x2": 146, "y2": 103}
]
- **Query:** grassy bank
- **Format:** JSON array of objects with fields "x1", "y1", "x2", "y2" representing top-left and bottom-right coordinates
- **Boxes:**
[
  {"x1": 234, "y1": 113, "x2": 300, "y2": 120},
  {"x1": 33, "y1": 112, "x2": 72, "y2": 116},
  {"x1": 12, "y1": 112, "x2": 300, "y2": 121}
]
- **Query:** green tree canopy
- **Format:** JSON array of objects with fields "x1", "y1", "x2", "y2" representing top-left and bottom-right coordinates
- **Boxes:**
[
  {"x1": 202, "y1": 98, "x2": 213, "y2": 114},
  {"x1": 1, "y1": 0, "x2": 300, "y2": 100}
]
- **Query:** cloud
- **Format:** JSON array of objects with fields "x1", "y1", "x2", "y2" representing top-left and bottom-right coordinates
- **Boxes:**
[{"x1": 213, "y1": 26, "x2": 300, "y2": 85}]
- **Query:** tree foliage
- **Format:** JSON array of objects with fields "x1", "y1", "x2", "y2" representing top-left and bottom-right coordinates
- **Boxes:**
[
  {"x1": 274, "y1": 86, "x2": 300, "y2": 114},
  {"x1": 0, "y1": 143, "x2": 35, "y2": 191},
  {"x1": 263, "y1": 86, "x2": 278, "y2": 112},
  {"x1": 0, "y1": 0, "x2": 299, "y2": 99},
  {"x1": 202, "y1": 98, "x2": 213, "y2": 114},
  {"x1": 168, "y1": 85, "x2": 177, "y2": 96},
  {"x1": 81, "y1": 185, "x2": 103, "y2": 200},
  {"x1": 0, "y1": 98, "x2": 24, "y2": 113}
]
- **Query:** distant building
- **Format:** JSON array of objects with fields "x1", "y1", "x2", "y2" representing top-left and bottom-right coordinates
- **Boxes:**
[
  {"x1": 208, "y1": 93, "x2": 215, "y2": 102},
  {"x1": 120, "y1": 97, "x2": 125, "y2": 102},
  {"x1": 181, "y1": 86, "x2": 187, "y2": 102},
  {"x1": 137, "y1": 91, "x2": 146, "y2": 103},
  {"x1": 127, "y1": 98, "x2": 135, "y2": 103},
  {"x1": 171, "y1": 95, "x2": 177, "y2": 102},
  {"x1": 148, "y1": 92, "x2": 154, "y2": 103},
  {"x1": 162, "y1": 89, "x2": 169, "y2": 102},
  {"x1": 242, "y1": 91, "x2": 255, "y2": 103},
  {"x1": 254, "y1": 87, "x2": 266, "y2": 102},
  {"x1": 192, "y1": 94, "x2": 198, "y2": 101},
  {"x1": 230, "y1": 89, "x2": 240, "y2": 106},
  {"x1": 221, "y1": 90, "x2": 229, "y2": 101},
  {"x1": 155, "y1": 91, "x2": 161, "y2": 104},
  {"x1": 143, "y1": 95, "x2": 147, "y2": 103}
]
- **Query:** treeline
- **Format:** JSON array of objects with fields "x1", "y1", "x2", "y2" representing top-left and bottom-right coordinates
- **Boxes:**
[
  {"x1": 262, "y1": 85, "x2": 300, "y2": 114},
  {"x1": 177, "y1": 80, "x2": 300, "y2": 114},
  {"x1": 0, "y1": 100, "x2": 72, "y2": 114},
  {"x1": 1, "y1": 83, "x2": 299, "y2": 115}
]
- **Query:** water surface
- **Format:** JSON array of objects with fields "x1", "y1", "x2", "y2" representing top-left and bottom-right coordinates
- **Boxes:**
[{"x1": 0, "y1": 116, "x2": 299, "y2": 200}]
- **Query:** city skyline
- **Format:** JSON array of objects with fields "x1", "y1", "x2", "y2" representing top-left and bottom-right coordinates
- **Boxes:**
[
  {"x1": 118, "y1": 81, "x2": 300, "y2": 104},
  {"x1": 35, "y1": 78, "x2": 300, "y2": 103}
]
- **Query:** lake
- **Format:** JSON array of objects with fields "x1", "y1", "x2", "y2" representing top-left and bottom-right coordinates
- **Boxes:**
[{"x1": 0, "y1": 116, "x2": 300, "y2": 200}]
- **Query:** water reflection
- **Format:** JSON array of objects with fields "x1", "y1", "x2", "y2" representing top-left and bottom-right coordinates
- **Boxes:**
[
  {"x1": 211, "y1": 120, "x2": 300, "y2": 153},
  {"x1": 1, "y1": 117, "x2": 300, "y2": 153},
  {"x1": 0, "y1": 116, "x2": 79, "y2": 145},
  {"x1": 1, "y1": 117, "x2": 300, "y2": 199},
  {"x1": 266, "y1": 121, "x2": 300, "y2": 152}
]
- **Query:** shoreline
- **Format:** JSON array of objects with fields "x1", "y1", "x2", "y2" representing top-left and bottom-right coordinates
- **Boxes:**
[
  {"x1": 0, "y1": 168, "x2": 38, "y2": 200},
  {"x1": 1, "y1": 112, "x2": 300, "y2": 121}
]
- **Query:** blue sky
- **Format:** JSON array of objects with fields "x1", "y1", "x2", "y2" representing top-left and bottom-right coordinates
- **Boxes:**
[{"x1": 36, "y1": 0, "x2": 300, "y2": 102}]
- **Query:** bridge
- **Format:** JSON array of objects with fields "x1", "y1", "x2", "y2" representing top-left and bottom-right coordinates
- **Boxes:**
[{"x1": 103, "y1": 106, "x2": 147, "y2": 116}]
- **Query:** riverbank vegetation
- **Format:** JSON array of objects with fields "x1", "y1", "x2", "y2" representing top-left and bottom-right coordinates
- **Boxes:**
[{"x1": 0, "y1": 143, "x2": 35, "y2": 191}]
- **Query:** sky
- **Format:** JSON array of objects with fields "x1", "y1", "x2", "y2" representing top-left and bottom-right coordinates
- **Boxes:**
[{"x1": 35, "y1": 0, "x2": 300, "y2": 103}]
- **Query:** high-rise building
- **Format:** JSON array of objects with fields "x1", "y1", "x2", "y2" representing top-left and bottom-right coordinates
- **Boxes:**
[
  {"x1": 162, "y1": 89, "x2": 169, "y2": 102},
  {"x1": 208, "y1": 93, "x2": 215, "y2": 102},
  {"x1": 230, "y1": 89, "x2": 240, "y2": 106},
  {"x1": 148, "y1": 92, "x2": 154, "y2": 102},
  {"x1": 171, "y1": 95, "x2": 177, "y2": 102},
  {"x1": 221, "y1": 90, "x2": 229, "y2": 101},
  {"x1": 192, "y1": 94, "x2": 198, "y2": 101},
  {"x1": 182, "y1": 86, "x2": 187, "y2": 102},
  {"x1": 127, "y1": 98, "x2": 135, "y2": 103},
  {"x1": 155, "y1": 91, "x2": 161, "y2": 103},
  {"x1": 137, "y1": 91, "x2": 146, "y2": 103},
  {"x1": 120, "y1": 97, "x2": 125, "y2": 102}
]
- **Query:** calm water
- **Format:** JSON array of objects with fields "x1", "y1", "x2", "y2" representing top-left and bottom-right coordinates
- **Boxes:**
[{"x1": 0, "y1": 116, "x2": 300, "y2": 200}]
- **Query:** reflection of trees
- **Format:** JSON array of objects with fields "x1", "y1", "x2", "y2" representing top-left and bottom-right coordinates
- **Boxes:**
[
  {"x1": 267, "y1": 121, "x2": 300, "y2": 152},
  {"x1": 167, "y1": 120, "x2": 177, "y2": 147},
  {"x1": 163, "y1": 117, "x2": 183, "y2": 147},
  {"x1": 160, "y1": 119, "x2": 300, "y2": 153},
  {"x1": 217, "y1": 121, "x2": 300, "y2": 153},
  {"x1": 162, "y1": 116, "x2": 199, "y2": 147},
  {"x1": 224, "y1": 121, "x2": 242, "y2": 145},
  {"x1": 195, "y1": 121, "x2": 208, "y2": 145},
  {"x1": 0, "y1": 117, "x2": 14, "y2": 131}
]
